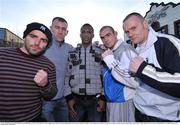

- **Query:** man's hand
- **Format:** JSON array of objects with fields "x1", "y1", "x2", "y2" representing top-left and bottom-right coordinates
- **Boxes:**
[
  {"x1": 34, "y1": 69, "x2": 48, "y2": 87},
  {"x1": 102, "y1": 49, "x2": 113, "y2": 58},
  {"x1": 97, "y1": 100, "x2": 106, "y2": 112},
  {"x1": 68, "y1": 99, "x2": 77, "y2": 119},
  {"x1": 99, "y1": 44, "x2": 107, "y2": 51},
  {"x1": 129, "y1": 56, "x2": 144, "y2": 74}
]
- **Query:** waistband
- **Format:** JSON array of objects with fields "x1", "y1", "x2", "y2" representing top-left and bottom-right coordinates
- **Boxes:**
[{"x1": 72, "y1": 93, "x2": 99, "y2": 100}]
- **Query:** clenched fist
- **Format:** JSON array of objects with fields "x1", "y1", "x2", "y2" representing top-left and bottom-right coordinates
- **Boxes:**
[
  {"x1": 34, "y1": 69, "x2": 48, "y2": 87},
  {"x1": 102, "y1": 49, "x2": 113, "y2": 58},
  {"x1": 129, "y1": 56, "x2": 144, "y2": 74}
]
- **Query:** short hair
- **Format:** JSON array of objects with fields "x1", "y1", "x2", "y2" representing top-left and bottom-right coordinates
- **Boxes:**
[
  {"x1": 99, "y1": 26, "x2": 115, "y2": 33},
  {"x1": 123, "y1": 12, "x2": 144, "y2": 23},
  {"x1": 52, "y1": 17, "x2": 68, "y2": 25},
  {"x1": 80, "y1": 23, "x2": 94, "y2": 33}
]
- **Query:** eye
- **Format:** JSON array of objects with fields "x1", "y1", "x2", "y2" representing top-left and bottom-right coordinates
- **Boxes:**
[
  {"x1": 107, "y1": 33, "x2": 111, "y2": 37},
  {"x1": 81, "y1": 30, "x2": 85, "y2": 34},
  {"x1": 41, "y1": 39, "x2": 48, "y2": 43},
  {"x1": 28, "y1": 34, "x2": 37, "y2": 38},
  {"x1": 55, "y1": 26, "x2": 60, "y2": 29},
  {"x1": 100, "y1": 36, "x2": 104, "y2": 40},
  {"x1": 131, "y1": 26, "x2": 136, "y2": 31},
  {"x1": 61, "y1": 27, "x2": 67, "y2": 31}
]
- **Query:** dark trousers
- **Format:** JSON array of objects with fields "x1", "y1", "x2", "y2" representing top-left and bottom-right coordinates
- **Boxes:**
[
  {"x1": 30, "y1": 114, "x2": 46, "y2": 122},
  {"x1": 69, "y1": 93, "x2": 104, "y2": 122},
  {"x1": 135, "y1": 108, "x2": 179, "y2": 122}
]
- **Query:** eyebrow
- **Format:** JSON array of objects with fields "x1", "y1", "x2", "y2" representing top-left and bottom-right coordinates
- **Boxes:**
[
  {"x1": 28, "y1": 33, "x2": 48, "y2": 42},
  {"x1": 100, "y1": 33, "x2": 111, "y2": 39}
]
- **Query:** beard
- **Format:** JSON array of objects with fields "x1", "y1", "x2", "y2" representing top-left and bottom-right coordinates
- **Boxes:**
[{"x1": 24, "y1": 44, "x2": 47, "y2": 57}]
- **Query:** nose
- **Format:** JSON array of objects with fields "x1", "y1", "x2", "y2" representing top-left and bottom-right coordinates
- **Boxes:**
[
  {"x1": 127, "y1": 31, "x2": 134, "y2": 40},
  {"x1": 128, "y1": 31, "x2": 133, "y2": 37},
  {"x1": 58, "y1": 28, "x2": 63, "y2": 32},
  {"x1": 104, "y1": 39, "x2": 108, "y2": 44},
  {"x1": 83, "y1": 32, "x2": 89, "y2": 36},
  {"x1": 34, "y1": 39, "x2": 41, "y2": 45},
  {"x1": 105, "y1": 37, "x2": 110, "y2": 44},
  {"x1": 58, "y1": 28, "x2": 64, "y2": 33}
]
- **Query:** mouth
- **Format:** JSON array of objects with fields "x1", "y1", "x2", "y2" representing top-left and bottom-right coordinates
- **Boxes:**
[
  {"x1": 130, "y1": 36, "x2": 136, "y2": 41},
  {"x1": 31, "y1": 46, "x2": 40, "y2": 51}
]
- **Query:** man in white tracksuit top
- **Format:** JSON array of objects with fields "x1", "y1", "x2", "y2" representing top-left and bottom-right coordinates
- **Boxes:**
[
  {"x1": 100, "y1": 26, "x2": 139, "y2": 122},
  {"x1": 123, "y1": 12, "x2": 180, "y2": 121}
]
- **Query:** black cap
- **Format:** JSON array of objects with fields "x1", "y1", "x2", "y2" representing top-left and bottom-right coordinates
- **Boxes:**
[{"x1": 23, "y1": 22, "x2": 52, "y2": 47}]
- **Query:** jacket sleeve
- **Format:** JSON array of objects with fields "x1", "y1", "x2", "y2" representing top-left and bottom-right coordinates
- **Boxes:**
[
  {"x1": 40, "y1": 63, "x2": 57, "y2": 101},
  {"x1": 63, "y1": 58, "x2": 73, "y2": 101},
  {"x1": 135, "y1": 36, "x2": 180, "y2": 98},
  {"x1": 103, "y1": 50, "x2": 139, "y2": 88},
  {"x1": 103, "y1": 64, "x2": 136, "y2": 102}
]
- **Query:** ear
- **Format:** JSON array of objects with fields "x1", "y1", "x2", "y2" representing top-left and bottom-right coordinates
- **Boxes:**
[
  {"x1": 50, "y1": 26, "x2": 52, "y2": 32},
  {"x1": 143, "y1": 20, "x2": 149, "y2": 29},
  {"x1": 115, "y1": 31, "x2": 118, "y2": 37},
  {"x1": 65, "y1": 30, "x2": 68, "y2": 36},
  {"x1": 92, "y1": 33, "x2": 94, "y2": 38},
  {"x1": 80, "y1": 33, "x2": 82, "y2": 38}
]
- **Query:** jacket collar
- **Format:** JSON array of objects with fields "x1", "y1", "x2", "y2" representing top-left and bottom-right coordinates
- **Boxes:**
[{"x1": 112, "y1": 39, "x2": 124, "y2": 51}]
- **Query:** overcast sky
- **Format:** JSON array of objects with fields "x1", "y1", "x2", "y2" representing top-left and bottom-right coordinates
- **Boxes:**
[{"x1": 0, "y1": 0, "x2": 179, "y2": 46}]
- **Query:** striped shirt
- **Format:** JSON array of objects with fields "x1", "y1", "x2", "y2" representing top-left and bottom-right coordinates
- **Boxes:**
[{"x1": 0, "y1": 48, "x2": 57, "y2": 121}]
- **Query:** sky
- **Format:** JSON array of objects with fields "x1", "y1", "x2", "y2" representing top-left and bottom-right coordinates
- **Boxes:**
[{"x1": 0, "y1": 0, "x2": 179, "y2": 47}]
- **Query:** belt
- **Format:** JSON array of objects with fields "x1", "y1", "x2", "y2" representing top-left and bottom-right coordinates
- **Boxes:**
[{"x1": 73, "y1": 93, "x2": 97, "y2": 100}]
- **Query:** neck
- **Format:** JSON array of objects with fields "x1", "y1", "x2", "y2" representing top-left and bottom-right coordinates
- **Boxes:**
[
  {"x1": 20, "y1": 47, "x2": 29, "y2": 55},
  {"x1": 82, "y1": 43, "x2": 91, "y2": 48},
  {"x1": 139, "y1": 30, "x2": 149, "y2": 47},
  {"x1": 139, "y1": 40, "x2": 147, "y2": 48},
  {"x1": 56, "y1": 39, "x2": 64, "y2": 43}
]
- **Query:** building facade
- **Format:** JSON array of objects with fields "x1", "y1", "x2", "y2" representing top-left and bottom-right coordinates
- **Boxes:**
[
  {"x1": 124, "y1": 2, "x2": 180, "y2": 44},
  {"x1": 0, "y1": 28, "x2": 23, "y2": 47},
  {"x1": 145, "y1": 2, "x2": 180, "y2": 38}
]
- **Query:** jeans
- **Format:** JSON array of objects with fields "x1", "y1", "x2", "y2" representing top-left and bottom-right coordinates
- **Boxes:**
[
  {"x1": 41, "y1": 97, "x2": 69, "y2": 122},
  {"x1": 69, "y1": 95, "x2": 103, "y2": 122}
]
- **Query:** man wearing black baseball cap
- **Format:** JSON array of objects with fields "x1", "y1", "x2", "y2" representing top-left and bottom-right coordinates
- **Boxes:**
[
  {"x1": 0, "y1": 22, "x2": 57, "y2": 121},
  {"x1": 23, "y1": 22, "x2": 52, "y2": 45},
  {"x1": 23, "y1": 22, "x2": 52, "y2": 54}
]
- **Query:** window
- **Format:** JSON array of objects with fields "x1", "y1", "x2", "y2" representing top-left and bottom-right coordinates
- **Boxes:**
[
  {"x1": 151, "y1": 21, "x2": 160, "y2": 31},
  {"x1": 174, "y1": 19, "x2": 180, "y2": 37},
  {"x1": 157, "y1": 25, "x2": 168, "y2": 34},
  {"x1": 151, "y1": 22, "x2": 168, "y2": 34}
]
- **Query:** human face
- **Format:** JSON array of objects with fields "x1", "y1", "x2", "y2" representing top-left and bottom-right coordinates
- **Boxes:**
[
  {"x1": 50, "y1": 19, "x2": 68, "y2": 42},
  {"x1": 80, "y1": 26, "x2": 94, "y2": 46},
  {"x1": 123, "y1": 15, "x2": 148, "y2": 45},
  {"x1": 22, "y1": 30, "x2": 48, "y2": 56},
  {"x1": 100, "y1": 27, "x2": 118, "y2": 49}
]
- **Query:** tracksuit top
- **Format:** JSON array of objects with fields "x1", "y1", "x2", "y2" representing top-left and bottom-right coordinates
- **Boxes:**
[
  {"x1": 102, "y1": 39, "x2": 137, "y2": 122},
  {"x1": 134, "y1": 27, "x2": 180, "y2": 121}
]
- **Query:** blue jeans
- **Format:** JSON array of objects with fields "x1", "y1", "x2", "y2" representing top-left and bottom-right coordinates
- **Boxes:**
[
  {"x1": 69, "y1": 96, "x2": 103, "y2": 122},
  {"x1": 41, "y1": 97, "x2": 69, "y2": 122}
]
